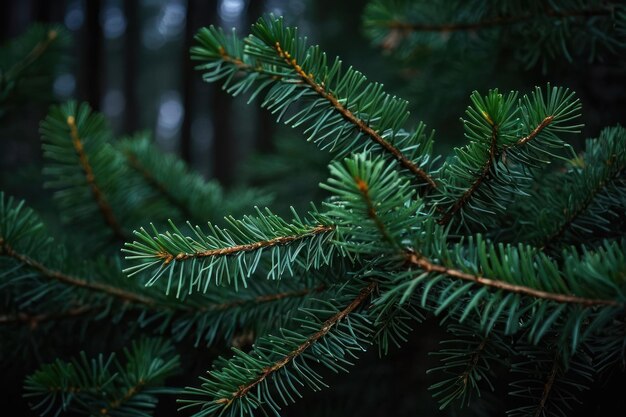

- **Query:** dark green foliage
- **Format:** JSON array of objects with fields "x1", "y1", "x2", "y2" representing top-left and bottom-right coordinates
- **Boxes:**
[
  {"x1": 24, "y1": 338, "x2": 180, "y2": 417},
  {"x1": 1, "y1": 4, "x2": 625, "y2": 417},
  {"x1": 0, "y1": 24, "x2": 69, "y2": 118}
]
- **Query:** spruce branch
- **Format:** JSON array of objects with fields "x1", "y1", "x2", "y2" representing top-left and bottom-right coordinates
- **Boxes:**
[
  {"x1": 216, "y1": 282, "x2": 376, "y2": 406},
  {"x1": 123, "y1": 209, "x2": 337, "y2": 294},
  {"x1": 66, "y1": 115, "x2": 127, "y2": 241},
  {"x1": 0, "y1": 305, "x2": 96, "y2": 327},
  {"x1": 405, "y1": 250, "x2": 621, "y2": 307},
  {"x1": 271, "y1": 40, "x2": 437, "y2": 189},
  {"x1": 0, "y1": 238, "x2": 156, "y2": 307},
  {"x1": 379, "y1": 8, "x2": 613, "y2": 35},
  {"x1": 181, "y1": 282, "x2": 375, "y2": 416}
]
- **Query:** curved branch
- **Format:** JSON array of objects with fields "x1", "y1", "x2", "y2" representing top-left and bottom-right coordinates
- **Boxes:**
[
  {"x1": 66, "y1": 116, "x2": 127, "y2": 240},
  {"x1": 215, "y1": 281, "x2": 376, "y2": 405},
  {"x1": 273, "y1": 42, "x2": 437, "y2": 189}
]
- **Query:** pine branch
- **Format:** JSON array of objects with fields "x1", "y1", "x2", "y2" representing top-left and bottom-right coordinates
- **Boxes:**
[
  {"x1": 405, "y1": 250, "x2": 620, "y2": 307},
  {"x1": 66, "y1": 115, "x2": 127, "y2": 241},
  {"x1": 124, "y1": 209, "x2": 337, "y2": 293},
  {"x1": 271, "y1": 41, "x2": 436, "y2": 189},
  {"x1": 0, "y1": 305, "x2": 96, "y2": 327},
  {"x1": 3, "y1": 28, "x2": 59, "y2": 80},
  {"x1": 124, "y1": 149, "x2": 194, "y2": 221},
  {"x1": 216, "y1": 282, "x2": 376, "y2": 406},
  {"x1": 439, "y1": 121, "x2": 499, "y2": 226},
  {"x1": 0, "y1": 238, "x2": 156, "y2": 307},
  {"x1": 381, "y1": 8, "x2": 613, "y2": 34}
]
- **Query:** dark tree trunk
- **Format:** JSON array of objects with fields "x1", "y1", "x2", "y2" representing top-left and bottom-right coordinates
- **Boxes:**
[
  {"x1": 80, "y1": 0, "x2": 103, "y2": 110},
  {"x1": 123, "y1": 0, "x2": 139, "y2": 134},
  {"x1": 179, "y1": 0, "x2": 196, "y2": 163}
]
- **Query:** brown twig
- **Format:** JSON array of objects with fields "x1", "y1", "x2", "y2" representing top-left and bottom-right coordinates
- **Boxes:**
[
  {"x1": 0, "y1": 305, "x2": 96, "y2": 327},
  {"x1": 0, "y1": 239, "x2": 155, "y2": 306},
  {"x1": 405, "y1": 251, "x2": 621, "y2": 307},
  {"x1": 534, "y1": 357, "x2": 560, "y2": 417},
  {"x1": 66, "y1": 116, "x2": 127, "y2": 241},
  {"x1": 157, "y1": 224, "x2": 334, "y2": 264},
  {"x1": 214, "y1": 282, "x2": 377, "y2": 405},
  {"x1": 438, "y1": 121, "x2": 499, "y2": 226},
  {"x1": 273, "y1": 42, "x2": 437, "y2": 190},
  {"x1": 354, "y1": 176, "x2": 396, "y2": 245}
]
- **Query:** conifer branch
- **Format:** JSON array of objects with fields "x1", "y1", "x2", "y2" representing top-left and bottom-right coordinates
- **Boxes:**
[
  {"x1": 0, "y1": 239, "x2": 156, "y2": 307},
  {"x1": 405, "y1": 251, "x2": 621, "y2": 307},
  {"x1": 353, "y1": 176, "x2": 396, "y2": 245},
  {"x1": 534, "y1": 358, "x2": 559, "y2": 417},
  {"x1": 214, "y1": 281, "x2": 376, "y2": 405},
  {"x1": 462, "y1": 337, "x2": 488, "y2": 388},
  {"x1": 273, "y1": 41, "x2": 437, "y2": 189},
  {"x1": 0, "y1": 305, "x2": 96, "y2": 326},
  {"x1": 515, "y1": 116, "x2": 554, "y2": 146},
  {"x1": 381, "y1": 8, "x2": 612, "y2": 35},
  {"x1": 438, "y1": 121, "x2": 499, "y2": 226},
  {"x1": 156, "y1": 224, "x2": 334, "y2": 265},
  {"x1": 124, "y1": 150, "x2": 193, "y2": 220},
  {"x1": 205, "y1": 285, "x2": 326, "y2": 312},
  {"x1": 4, "y1": 29, "x2": 59, "y2": 80},
  {"x1": 541, "y1": 161, "x2": 625, "y2": 248},
  {"x1": 66, "y1": 116, "x2": 127, "y2": 241}
]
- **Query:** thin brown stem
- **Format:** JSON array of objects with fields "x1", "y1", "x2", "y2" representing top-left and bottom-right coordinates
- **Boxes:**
[
  {"x1": 215, "y1": 282, "x2": 377, "y2": 405},
  {"x1": 405, "y1": 251, "x2": 621, "y2": 307},
  {"x1": 541, "y1": 161, "x2": 624, "y2": 248},
  {"x1": 516, "y1": 116, "x2": 554, "y2": 146},
  {"x1": 66, "y1": 116, "x2": 127, "y2": 241},
  {"x1": 354, "y1": 176, "x2": 396, "y2": 245},
  {"x1": 0, "y1": 239, "x2": 156, "y2": 306},
  {"x1": 534, "y1": 357, "x2": 560, "y2": 417},
  {"x1": 383, "y1": 8, "x2": 612, "y2": 34},
  {"x1": 439, "y1": 122, "x2": 499, "y2": 226},
  {"x1": 0, "y1": 305, "x2": 96, "y2": 327},
  {"x1": 462, "y1": 337, "x2": 488, "y2": 387},
  {"x1": 157, "y1": 224, "x2": 334, "y2": 264},
  {"x1": 5, "y1": 29, "x2": 59, "y2": 80},
  {"x1": 273, "y1": 42, "x2": 437, "y2": 189}
]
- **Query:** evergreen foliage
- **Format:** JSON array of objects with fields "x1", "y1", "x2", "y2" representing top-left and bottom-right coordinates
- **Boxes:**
[{"x1": 1, "y1": 3, "x2": 625, "y2": 417}]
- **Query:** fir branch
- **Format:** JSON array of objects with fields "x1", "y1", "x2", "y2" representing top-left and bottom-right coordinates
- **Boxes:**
[
  {"x1": 3, "y1": 28, "x2": 59, "y2": 81},
  {"x1": 0, "y1": 239, "x2": 156, "y2": 307},
  {"x1": 534, "y1": 357, "x2": 559, "y2": 417},
  {"x1": 124, "y1": 150, "x2": 194, "y2": 220},
  {"x1": 156, "y1": 224, "x2": 334, "y2": 265},
  {"x1": 516, "y1": 116, "x2": 554, "y2": 146},
  {"x1": 273, "y1": 41, "x2": 437, "y2": 189},
  {"x1": 541, "y1": 161, "x2": 625, "y2": 248},
  {"x1": 439, "y1": 120, "x2": 499, "y2": 226},
  {"x1": 205, "y1": 284, "x2": 326, "y2": 312},
  {"x1": 405, "y1": 251, "x2": 621, "y2": 307},
  {"x1": 0, "y1": 305, "x2": 96, "y2": 327},
  {"x1": 214, "y1": 281, "x2": 376, "y2": 406},
  {"x1": 353, "y1": 176, "x2": 395, "y2": 245},
  {"x1": 66, "y1": 115, "x2": 127, "y2": 241},
  {"x1": 380, "y1": 8, "x2": 613, "y2": 35}
]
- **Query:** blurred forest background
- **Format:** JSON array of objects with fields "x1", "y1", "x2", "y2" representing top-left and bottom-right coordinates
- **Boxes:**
[
  {"x1": 1, "y1": 1, "x2": 625, "y2": 416},
  {"x1": 2, "y1": 0, "x2": 624, "y2": 210}
]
